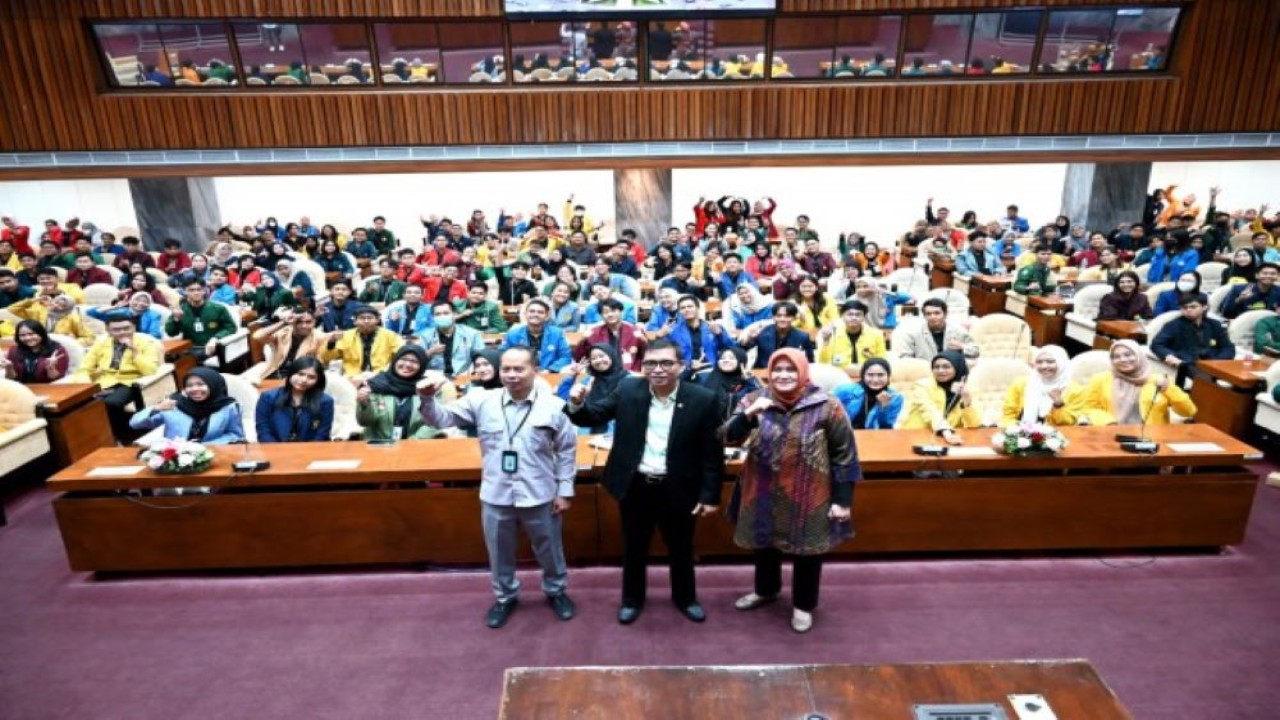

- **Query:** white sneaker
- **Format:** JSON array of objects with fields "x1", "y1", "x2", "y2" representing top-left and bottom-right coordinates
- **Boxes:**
[
  {"x1": 791, "y1": 609, "x2": 813, "y2": 633},
  {"x1": 734, "y1": 592, "x2": 777, "y2": 611}
]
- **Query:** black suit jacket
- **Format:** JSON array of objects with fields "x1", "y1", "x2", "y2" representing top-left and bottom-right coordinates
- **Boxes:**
[{"x1": 565, "y1": 377, "x2": 725, "y2": 510}]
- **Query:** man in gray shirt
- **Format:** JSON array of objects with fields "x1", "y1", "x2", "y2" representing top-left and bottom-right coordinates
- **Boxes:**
[{"x1": 418, "y1": 345, "x2": 579, "y2": 629}]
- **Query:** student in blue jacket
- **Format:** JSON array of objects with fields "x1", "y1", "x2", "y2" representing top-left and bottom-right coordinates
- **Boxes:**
[
  {"x1": 832, "y1": 358, "x2": 903, "y2": 429},
  {"x1": 130, "y1": 367, "x2": 246, "y2": 444},
  {"x1": 255, "y1": 357, "x2": 334, "y2": 442},
  {"x1": 87, "y1": 292, "x2": 165, "y2": 339},
  {"x1": 501, "y1": 298, "x2": 573, "y2": 371}
]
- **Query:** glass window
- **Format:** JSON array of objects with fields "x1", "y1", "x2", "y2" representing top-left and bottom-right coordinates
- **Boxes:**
[
  {"x1": 1039, "y1": 9, "x2": 1117, "y2": 74},
  {"x1": 969, "y1": 10, "x2": 1041, "y2": 76},
  {"x1": 834, "y1": 15, "x2": 902, "y2": 78},
  {"x1": 94, "y1": 23, "x2": 164, "y2": 88},
  {"x1": 439, "y1": 22, "x2": 507, "y2": 84},
  {"x1": 900, "y1": 14, "x2": 972, "y2": 78},
  {"x1": 509, "y1": 21, "x2": 578, "y2": 83},
  {"x1": 373, "y1": 23, "x2": 441, "y2": 84},
  {"x1": 647, "y1": 19, "x2": 766, "y2": 82},
  {"x1": 1109, "y1": 7, "x2": 1180, "y2": 72},
  {"x1": 296, "y1": 23, "x2": 375, "y2": 86},
  {"x1": 94, "y1": 23, "x2": 238, "y2": 89},
  {"x1": 231, "y1": 22, "x2": 307, "y2": 86},
  {"x1": 578, "y1": 21, "x2": 639, "y2": 82},
  {"x1": 772, "y1": 18, "x2": 837, "y2": 79}
]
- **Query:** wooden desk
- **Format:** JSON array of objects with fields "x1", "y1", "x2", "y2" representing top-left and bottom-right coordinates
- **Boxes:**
[
  {"x1": 500, "y1": 660, "x2": 1131, "y2": 720},
  {"x1": 48, "y1": 424, "x2": 1261, "y2": 572},
  {"x1": 969, "y1": 274, "x2": 1011, "y2": 316},
  {"x1": 1025, "y1": 294, "x2": 1072, "y2": 346},
  {"x1": 929, "y1": 257, "x2": 955, "y2": 289},
  {"x1": 162, "y1": 338, "x2": 196, "y2": 385},
  {"x1": 1093, "y1": 320, "x2": 1147, "y2": 351},
  {"x1": 1191, "y1": 357, "x2": 1275, "y2": 438},
  {"x1": 26, "y1": 383, "x2": 113, "y2": 468}
]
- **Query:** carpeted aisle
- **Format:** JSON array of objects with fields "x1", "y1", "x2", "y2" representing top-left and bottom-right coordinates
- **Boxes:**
[{"x1": 2, "y1": 474, "x2": 1278, "y2": 719}]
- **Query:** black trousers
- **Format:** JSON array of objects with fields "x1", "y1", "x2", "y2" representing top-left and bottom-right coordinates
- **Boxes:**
[
  {"x1": 754, "y1": 548, "x2": 824, "y2": 612},
  {"x1": 101, "y1": 383, "x2": 144, "y2": 443},
  {"x1": 619, "y1": 475, "x2": 698, "y2": 608}
]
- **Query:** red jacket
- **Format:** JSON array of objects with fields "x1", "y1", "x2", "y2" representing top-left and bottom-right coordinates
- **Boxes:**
[
  {"x1": 421, "y1": 277, "x2": 468, "y2": 303},
  {"x1": 229, "y1": 267, "x2": 262, "y2": 290},
  {"x1": 157, "y1": 252, "x2": 192, "y2": 275},
  {"x1": 1, "y1": 226, "x2": 32, "y2": 254},
  {"x1": 394, "y1": 265, "x2": 429, "y2": 288},
  {"x1": 417, "y1": 248, "x2": 460, "y2": 267},
  {"x1": 115, "y1": 251, "x2": 155, "y2": 271},
  {"x1": 573, "y1": 323, "x2": 647, "y2": 371},
  {"x1": 66, "y1": 266, "x2": 113, "y2": 288}
]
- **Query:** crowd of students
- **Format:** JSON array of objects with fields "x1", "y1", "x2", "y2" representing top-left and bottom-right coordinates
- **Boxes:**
[{"x1": 1, "y1": 181, "x2": 1278, "y2": 454}]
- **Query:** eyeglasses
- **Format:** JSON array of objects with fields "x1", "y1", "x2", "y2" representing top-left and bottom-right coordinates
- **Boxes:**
[{"x1": 641, "y1": 359, "x2": 679, "y2": 370}]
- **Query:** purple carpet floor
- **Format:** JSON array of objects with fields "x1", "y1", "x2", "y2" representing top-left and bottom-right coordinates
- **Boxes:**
[{"x1": 3, "y1": 473, "x2": 1278, "y2": 719}]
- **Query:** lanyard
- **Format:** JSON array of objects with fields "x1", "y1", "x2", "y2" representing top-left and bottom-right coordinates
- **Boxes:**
[{"x1": 503, "y1": 391, "x2": 536, "y2": 448}]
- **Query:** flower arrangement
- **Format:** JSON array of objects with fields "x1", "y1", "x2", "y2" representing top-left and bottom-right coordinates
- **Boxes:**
[
  {"x1": 139, "y1": 438, "x2": 215, "y2": 475},
  {"x1": 991, "y1": 422, "x2": 1069, "y2": 456}
]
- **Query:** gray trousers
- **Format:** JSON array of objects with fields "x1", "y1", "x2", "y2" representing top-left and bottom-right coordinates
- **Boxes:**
[{"x1": 481, "y1": 500, "x2": 568, "y2": 604}]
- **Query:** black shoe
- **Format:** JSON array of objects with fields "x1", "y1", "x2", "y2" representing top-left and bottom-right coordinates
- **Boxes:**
[
  {"x1": 548, "y1": 593, "x2": 576, "y2": 621},
  {"x1": 486, "y1": 600, "x2": 517, "y2": 629},
  {"x1": 677, "y1": 601, "x2": 706, "y2": 623},
  {"x1": 617, "y1": 604, "x2": 642, "y2": 625}
]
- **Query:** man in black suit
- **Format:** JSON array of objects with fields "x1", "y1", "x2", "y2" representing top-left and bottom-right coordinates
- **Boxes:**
[{"x1": 566, "y1": 339, "x2": 725, "y2": 625}]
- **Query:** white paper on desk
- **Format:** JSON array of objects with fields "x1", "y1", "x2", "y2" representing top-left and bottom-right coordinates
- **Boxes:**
[
  {"x1": 1009, "y1": 694, "x2": 1058, "y2": 720},
  {"x1": 1167, "y1": 442, "x2": 1225, "y2": 453},
  {"x1": 306, "y1": 459, "x2": 363, "y2": 470},
  {"x1": 948, "y1": 446, "x2": 998, "y2": 457},
  {"x1": 1252, "y1": 371, "x2": 1268, "y2": 377},
  {"x1": 587, "y1": 436, "x2": 613, "y2": 451},
  {"x1": 88, "y1": 466, "x2": 145, "y2": 477}
]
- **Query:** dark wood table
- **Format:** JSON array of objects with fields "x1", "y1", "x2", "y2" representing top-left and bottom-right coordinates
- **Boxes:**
[
  {"x1": 1093, "y1": 319, "x2": 1147, "y2": 350},
  {"x1": 26, "y1": 383, "x2": 114, "y2": 468},
  {"x1": 499, "y1": 660, "x2": 1133, "y2": 720},
  {"x1": 929, "y1": 256, "x2": 955, "y2": 289},
  {"x1": 969, "y1": 274, "x2": 1012, "y2": 316},
  {"x1": 161, "y1": 338, "x2": 196, "y2": 385},
  {"x1": 1191, "y1": 357, "x2": 1275, "y2": 438},
  {"x1": 47, "y1": 424, "x2": 1261, "y2": 573},
  {"x1": 1026, "y1": 294, "x2": 1073, "y2": 346}
]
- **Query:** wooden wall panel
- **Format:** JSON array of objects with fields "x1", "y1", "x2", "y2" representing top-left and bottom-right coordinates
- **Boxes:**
[{"x1": 0, "y1": 0, "x2": 1276, "y2": 154}]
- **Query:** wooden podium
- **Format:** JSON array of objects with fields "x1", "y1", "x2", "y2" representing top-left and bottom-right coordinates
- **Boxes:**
[{"x1": 500, "y1": 660, "x2": 1133, "y2": 719}]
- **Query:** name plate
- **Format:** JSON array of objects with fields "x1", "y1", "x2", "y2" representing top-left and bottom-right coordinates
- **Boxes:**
[
  {"x1": 306, "y1": 460, "x2": 363, "y2": 470},
  {"x1": 88, "y1": 466, "x2": 145, "y2": 477},
  {"x1": 1167, "y1": 442, "x2": 1225, "y2": 453}
]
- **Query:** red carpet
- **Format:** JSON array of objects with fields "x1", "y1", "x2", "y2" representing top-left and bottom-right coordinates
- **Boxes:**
[{"x1": 3, "y1": 473, "x2": 1279, "y2": 719}]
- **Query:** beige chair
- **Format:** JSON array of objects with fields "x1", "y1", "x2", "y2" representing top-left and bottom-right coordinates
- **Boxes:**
[
  {"x1": 83, "y1": 283, "x2": 119, "y2": 307},
  {"x1": 309, "y1": 73, "x2": 331, "y2": 85},
  {"x1": 554, "y1": 67, "x2": 574, "y2": 80},
  {"x1": 1004, "y1": 290, "x2": 1028, "y2": 318},
  {"x1": 1064, "y1": 283, "x2": 1112, "y2": 347},
  {"x1": 408, "y1": 75, "x2": 435, "y2": 84},
  {"x1": 967, "y1": 357, "x2": 1031, "y2": 426},
  {"x1": 204, "y1": 302, "x2": 251, "y2": 371},
  {"x1": 513, "y1": 70, "x2": 528, "y2": 82},
  {"x1": 885, "y1": 267, "x2": 929, "y2": 298},
  {"x1": 1197, "y1": 262, "x2": 1227, "y2": 293},
  {"x1": 468, "y1": 71, "x2": 492, "y2": 83},
  {"x1": 808, "y1": 363, "x2": 851, "y2": 393},
  {"x1": 1068, "y1": 350, "x2": 1112, "y2": 387},
  {"x1": 145, "y1": 267, "x2": 169, "y2": 286},
  {"x1": 529, "y1": 68, "x2": 554, "y2": 82},
  {"x1": 834, "y1": 70, "x2": 855, "y2": 78},
  {"x1": 1133, "y1": 263, "x2": 1151, "y2": 286},
  {"x1": 175, "y1": 78, "x2": 198, "y2": 87},
  {"x1": 97, "y1": 264, "x2": 123, "y2": 286},
  {"x1": 203, "y1": 77, "x2": 230, "y2": 87},
  {"x1": 491, "y1": 71, "x2": 506, "y2": 83},
  {"x1": 1253, "y1": 361, "x2": 1280, "y2": 435},
  {"x1": 274, "y1": 75, "x2": 301, "y2": 85},
  {"x1": 223, "y1": 374, "x2": 261, "y2": 443},
  {"x1": 886, "y1": 356, "x2": 931, "y2": 398},
  {"x1": 246, "y1": 76, "x2": 268, "y2": 86},
  {"x1": 47, "y1": 333, "x2": 85, "y2": 379},
  {"x1": 292, "y1": 259, "x2": 330, "y2": 305},
  {"x1": 924, "y1": 287, "x2": 970, "y2": 318},
  {"x1": 1227, "y1": 310, "x2": 1271, "y2": 356},
  {"x1": 582, "y1": 67, "x2": 613, "y2": 81},
  {"x1": 971, "y1": 314, "x2": 1033, "y2": 361},
  {"x1": 1141, "y1": 310, "x2": 1182, "y2": 379},
  {"x1": 1207, "y1": 284, "x2": 1234, "y2": 319},
  {"x1": 1229, "y1": 232, "x2": 1255, "y2": 250},
  {"x1": 0, "y1": 379, "x2": 51, "y2": 480},
  {"x1": 612, "y1": 67, "x2": 637, "y2": 81},
  {"x1": 325, "y1": 370, "x2": 360, "y2": 440},
  {"x1": 335, "y1": 75, "x2": 361, "y2": 85},
  {"x1": 664, "y1": 69, "x2": 693, "y2": 80},
  {"x1": 1142, "y1": 281, "x2": 1174, "y2": 308}
]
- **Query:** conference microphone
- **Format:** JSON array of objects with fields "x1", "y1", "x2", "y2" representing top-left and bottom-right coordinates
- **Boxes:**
[
  {"x1": 231, "y1": 434, "x2": 270, "y2": 473},
  {"x1": 1118, "y1": 381, "x2": 1162, "y2": 454}
]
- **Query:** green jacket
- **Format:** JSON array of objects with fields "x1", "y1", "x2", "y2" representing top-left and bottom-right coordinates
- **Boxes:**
[
  {"x1": 1255, "y1": 314, "x2": 1280, "y2": 355},
  {"x1": 246, "y1": 287, "x2": 296, "y2": 317},
  {"x1": 165, "y1": 300, "x2": 236, "y2": 345},
  {"x1": 453, "y1": 298, "x2": 507, "y2": 332},
  {"x1": 1013, "y1": 263, "x2": 1055, "y2": 296},
  {"x1": 355, "y1": 393, "x2": 444, "y2": 441},
  {"x1": 358, "y1": 278, "x2": 406, "y2": 305}
]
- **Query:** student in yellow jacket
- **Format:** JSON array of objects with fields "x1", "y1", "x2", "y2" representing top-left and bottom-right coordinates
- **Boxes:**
[
  {"x1": 816, "y1": 298, "x2": 887, "y2": 370},
  {"x1": 793, "y1": 276, "x2": 840, "y2": 332},
  {"x1": 1079, "y1": 339, "x2": 1195, "y2": 425},
  {"x1": 901, "y1": 351, "x2": 981, "y2": 443},
  {"x1": 7, "y1": 294, "x2": 95, "y2": 345},
  {"x1": 1001, "y1": 345, "x2": 1086, "y2": 426},
  {"x1": 321, "y1": 305, "x2": 404, "y2": 378},
  {"x1": 74, "y1": 314, "x2": 164, "y2": 441}
]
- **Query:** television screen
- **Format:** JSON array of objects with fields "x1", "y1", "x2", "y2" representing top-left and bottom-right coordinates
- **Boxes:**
[{"x1": 507, "y1": 0, "x2": 775, "y2": 15}]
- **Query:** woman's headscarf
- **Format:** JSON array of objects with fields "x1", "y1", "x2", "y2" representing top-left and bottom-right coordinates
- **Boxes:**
[
  {"x1": 1021, "y1": 345, "x2": 1071, "y2": 424},
  {"x1": 368, "y1": 345, "x2": 430, "y2": 435},
  {"x1": 1109, "y1": 339, "x2": 1151, "y2": 424},
  {"x1": 859, "y1": 357, "x2": 892, "y2": 401},
  {"x1": 703, "y1": 346, "x2": 750, "y2": 398},
  {"x1": 471, "y1": 348, "x2": 504, "y2": 389},
  {"x1": 45, "y1": 295, "x2": 76, "y2": 331},
  {"x1": 854, "y1": 278, "x2": 892, "y2": 328},
  {"x1": 583, "y1": 343, "x2": 626, "y2": 398},
  {"x1": 1227, "y1": 250, "x2": 1257, "y2": 283},
  {"x1": 175, "y1": 367, "x2": 237, "y2": 441},
  {"x1": 932, "y1": 350, "x2": 969, "y2": 408},
  {"x1": 766, "y1": 348, "x2": 811, "y2": 409},
  {"x1": 732, "y1": 282, "x2": 773, "y2": 315}
]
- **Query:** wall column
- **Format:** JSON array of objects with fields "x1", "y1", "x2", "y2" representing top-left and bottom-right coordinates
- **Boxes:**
[
  {"x1": 1060, "y1": 162, "x2": 1152, "y2": 234},
  {"x1": 127, "y1": 177, "x2": 221, "y2": 251},
  {"x1": 613, "y1": 168, "x2": 672, "y2": 249}
]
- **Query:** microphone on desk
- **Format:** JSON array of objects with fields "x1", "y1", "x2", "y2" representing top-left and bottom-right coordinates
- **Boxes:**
[
  {"x1": 1117, "y1": 382, "x2": 1162, "y2": 453},
  {"x1": 231, "y1": 438, "x2": 270, "y2": 473}
]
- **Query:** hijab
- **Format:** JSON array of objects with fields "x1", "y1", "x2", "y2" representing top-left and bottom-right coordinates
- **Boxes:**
[
  {"x1": 367, "y1": 345, "x2": 430, "y2": 434},
  {"x1": 583, "y1": 343, "x2": 626, "y2": 401},
  {"x1": 174, "y1": 367, "x2": 237, "y2": 441},
  {"x1": 852, "y1": 357, "x2": 893, "y2": 430},
  {"x1": 703, "y1": 346, "x2": 751, "y2": 398},
  {"x1": 1109, "y1": 339, "x2": 1151, "y2": 425},
  {"x1": 932, "y1": 350, "x2": 969, "y2": 408},
  {"x1": 766, "y1": 348, "x2": 810, "y2": 409},
  {"x1": 854, "y1": 278, "x2": 892, "y2": 328},
  {"x1": 45, "y1": 295, "x2": 76, "y2": 330},
  {"x1": 471, "y1": 348, "x2": 504, "y2": 390},
  {"x1": 733, "y1": 282, "x2": 773, "y2": 315},
  {"x1": 1021, "y1": 345, "x2": 1071, "y2": 424}
]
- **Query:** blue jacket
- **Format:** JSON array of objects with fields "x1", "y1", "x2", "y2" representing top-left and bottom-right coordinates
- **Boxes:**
[
  {"x1": 955, "y1": 248, "x2": 1004, "y2": 276},
  {"x1": 645, "y1": 303, "x2": 679, "y2": 332},
  {"x1": 715, "y1": 270, "x2": 755, "y2": 300},
  {"x1": 286, "y1": 271, "x2": 314, "y2": 300},
  {"x1": 549, "y1": 302, "x2": 581, "y2": 332},
  {"x1": 740, "y1": 326, "x2": 815, "y2": 368},
  {"x1": 383, "y1": 301, "x2": 435, "y2": 338},
  {"x1": 315, "y1": 254, "x2": 354, "y2": 278},
  {"x1": 346, "y1": 240, "x2": 379, "y2": 259},
  {"x1": 1146, "y1": 248, "x2": 1199, "y2": 284},
  {"x1": 209, "y1": 284, "x2": 238, "y2": 305},
  {"x1": 417, "y1": 324, "x2": 486, "y2": 375},
  {"x1": 581, "y1": 297, "x2": 638, "y2": 325},
  {"x1": 129, "y1": 404, "x2": 246, "y2": 445},
  {"x1": 255, "y1": 388, "x2": 334, "y2": 442},
  {"x1": 319, "y1": 300, "x2": 368, "y2": 333},
  {"x1": 87, "y1": 306, "x2": 165, "y2": 339},
  {"x1": 669, "y1": 319, "x2": 735, "y2": 365},
  {"x1": 1221, "y1": 283, "x2": 1280, "y2": 319},
  {"x1": 729, "y1": 304, "x2": 774, "y2": 330},
  {"x1": 832, "y1": 383, "x2": 903, "y2": 429},
  {"x1": 1153, "y1": 289, "x2": 1182, "y2": 316},
  {"x1": 502, "y1": 324, "x2": 574, "y2": 371}
]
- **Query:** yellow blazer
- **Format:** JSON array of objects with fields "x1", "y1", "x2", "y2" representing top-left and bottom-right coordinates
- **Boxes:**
[
  {"x1": 7, "y1": 298, "x2": 95, "y2": 345},
  {"x1": 322, "y1": 327, "x2": 404, "y2": 378},
  {"x1": 795, "y1": 300, "x2": 840, "y2": 332},
  {"x1": 817, "y1": 324, "x2": 887, "y2": 369},
  {"x1": 1000, "y1": 376, "x2": 1086, "y2": 426},
  {"x1": 74, "y1": 333, "x2": 163, "y2": 389},
  {"x1": 1015, "y1": 252, "x2": 1067, "y2": 271},
  {"x1": 1080, "y1": 372, "x2": 1196, "y2": 426},
  {"x1": 901, "y1": 378, "x2": 982, "y2": 431}
]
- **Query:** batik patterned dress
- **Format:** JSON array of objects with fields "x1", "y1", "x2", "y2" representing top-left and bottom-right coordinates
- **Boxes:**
[{"x1": 727, "y1": 386, "x2": 860, "y2": 555}]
